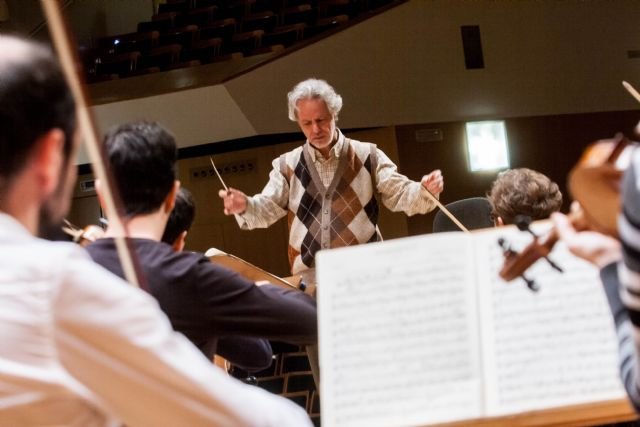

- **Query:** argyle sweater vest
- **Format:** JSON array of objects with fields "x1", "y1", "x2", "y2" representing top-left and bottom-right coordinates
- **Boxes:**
[{"x1": 279, "y1": 139, "x2": 381, "y2": 274}]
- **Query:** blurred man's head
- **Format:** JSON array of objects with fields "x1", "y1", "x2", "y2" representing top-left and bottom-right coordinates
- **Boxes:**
[
  {"x1": 162, "y1": 187, "x2": 196, "y2": 252},
  {"x1": 487, "y1": 168, "x2": 563, "y2": 226},
  {"x1": 0, "y1": 35, "x2": 78, "y2": 236},
  {"x1": 102, "y1": 121, "x2": 178, "y2": 217}
]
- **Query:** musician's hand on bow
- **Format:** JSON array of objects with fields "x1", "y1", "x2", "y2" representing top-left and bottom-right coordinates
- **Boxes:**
[
  {"x1": 218, "y1": 188, "x2": 248, "y2": 215},
  {"x1": 421, "y1": 169, "x2": 444, "y2": 196},
  {"x1": 79, "y1": 224, "x2": 105, "y2": 246},
  {"x1": 551, "y1": 212, "x2": 621, "y2": 269}
]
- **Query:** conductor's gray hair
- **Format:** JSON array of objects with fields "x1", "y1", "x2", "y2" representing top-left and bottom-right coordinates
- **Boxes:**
[{"x1": 287, "y1": 78, "x2": 343, "y2": 122}]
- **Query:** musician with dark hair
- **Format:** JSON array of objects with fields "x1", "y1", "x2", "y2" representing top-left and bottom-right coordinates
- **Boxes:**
[
  {"x1": 161, "y1": 186, "x2": 274, "y2": 373},
  {"x1": 162, "y1": 186, "x2": 196, "y2": 251},
  {"x1": 86, "y1": 120, "x2": 317, "y2": 372},
  {"x1": 0, "y1": 34, "x2": 312, "y2": 426}
]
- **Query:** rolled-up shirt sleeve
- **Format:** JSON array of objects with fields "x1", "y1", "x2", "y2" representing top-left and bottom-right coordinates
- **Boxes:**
[
  {"x1": 375, "y1": 148, "x2": 438, "y2": 216},
  {"x1": 235, "y1": 158, "x2": 289, "y2": 230}
]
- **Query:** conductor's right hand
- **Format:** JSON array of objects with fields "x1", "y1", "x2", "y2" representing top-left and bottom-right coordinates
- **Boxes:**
[{"x1": 218, "y1": 188, "x2": 248, "y2": 215}]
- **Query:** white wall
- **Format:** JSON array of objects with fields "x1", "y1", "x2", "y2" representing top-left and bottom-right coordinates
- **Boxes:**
[{"x1": 89, "y1": 0, "x2": 640, "y2": 160}]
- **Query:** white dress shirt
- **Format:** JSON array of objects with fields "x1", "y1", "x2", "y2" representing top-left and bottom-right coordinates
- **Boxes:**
[{"x1": 0, "y1": 213, "x2": 312, "y2": 427}]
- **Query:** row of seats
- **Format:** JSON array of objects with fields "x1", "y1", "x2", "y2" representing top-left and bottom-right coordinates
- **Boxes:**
[
  {"x1": 157, "y1": 0, "x2": 365, "y2": 21},
  {"x1": 83, "y1": 0, "x2": 395, "y2": 82},
  {"x1": 84, "y1": 14, "x2": 348, "y2": 81}
]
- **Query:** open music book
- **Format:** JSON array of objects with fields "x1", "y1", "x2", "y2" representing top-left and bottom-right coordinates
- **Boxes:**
[{"x1": 316, "y1": 223, "x2": 629, "y2": 427}]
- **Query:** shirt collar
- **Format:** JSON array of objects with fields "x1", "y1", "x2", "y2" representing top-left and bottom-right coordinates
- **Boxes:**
[{"x1": 306, "y1": 129, "x2": 345, "y2": 162}]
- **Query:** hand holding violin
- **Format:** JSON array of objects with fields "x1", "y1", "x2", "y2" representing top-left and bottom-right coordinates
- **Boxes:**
[
  {"x1": 499, "y1": 132, "x2": 634, "y2": 284},
  {"x1": 551, "y1": 211, "x2": 621, "y2": 269}
]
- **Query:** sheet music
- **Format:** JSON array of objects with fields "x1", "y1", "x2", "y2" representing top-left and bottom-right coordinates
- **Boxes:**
[
  {"x1": 474, "y1": 226, "x2": 625, "y2": 416},
  {"x1": 317, "y1": 233, "x2": 482, "y2": 427}
]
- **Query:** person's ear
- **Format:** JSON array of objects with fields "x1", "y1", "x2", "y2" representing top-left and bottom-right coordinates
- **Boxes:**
[
  {"x1": 495, "y1": 216, "x2": 504, "y2": 227},
  {"x1": 172, "y1": 230, "x2": 188, "y2": 252},
  {"x1": 164, "y1": 180, "x2": 181, "y2": 213},
  {"x1": 33, "y1": 129, "x2": 65, "y2": 198}
]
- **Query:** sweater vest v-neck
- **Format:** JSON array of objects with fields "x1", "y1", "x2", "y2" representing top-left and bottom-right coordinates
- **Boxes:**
[{"x1": 279, "y1": 138, "x2": 381, "y2": 274}]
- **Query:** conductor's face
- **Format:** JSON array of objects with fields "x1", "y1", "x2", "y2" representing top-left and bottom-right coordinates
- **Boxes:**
[{"x1": 296, "y1": 98, "x2": 336, "y2": 156}]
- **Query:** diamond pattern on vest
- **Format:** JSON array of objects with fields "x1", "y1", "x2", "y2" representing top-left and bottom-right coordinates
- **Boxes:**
[
  {"x1": 295, "y1": 154, "x2": 323, "y2": 268},
  {"x1": 283, "y1": 139, "x2": 380, "y2": 274}
]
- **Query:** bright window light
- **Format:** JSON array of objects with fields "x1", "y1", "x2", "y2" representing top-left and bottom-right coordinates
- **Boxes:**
[{"x1": 465, "y1": 120, "x2": 510, "y2": 172}]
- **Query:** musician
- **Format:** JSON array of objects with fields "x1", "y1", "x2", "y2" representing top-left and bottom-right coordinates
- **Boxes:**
[
  {"x1": 219, "y1": 78, "x2": 444, "y2": 276},
  {"x1": 0, "y1": 35, "x2": 311, "y2": 426},
  {"x1": 552, "y1": 150, "x2": 640, "y2": 410},
  {"x1": 86, "y1": 121, "x2": 318, "y2": 364},
  {"x1": 162, "y1": 186, "x2": 274, "y2": 373},
  {"x1": 162, "y1": 186, "x2": 196, "y2": 252},
  {"x1": 487, "y1": 168, "x2": 563, "y2": 226}
]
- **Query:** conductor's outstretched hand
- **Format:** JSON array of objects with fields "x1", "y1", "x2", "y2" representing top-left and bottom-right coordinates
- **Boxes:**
[
  {"x1": 421, "y1": 169, "x2": 444, "y2": 196},
  {"x1": 218, "y1": 188, "x2": 248, "y2": 215}
]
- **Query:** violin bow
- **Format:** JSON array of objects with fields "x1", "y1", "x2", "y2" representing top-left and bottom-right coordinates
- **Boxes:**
[{"x1": 41, "y1": 0, "x2": 145, "y2": 288}]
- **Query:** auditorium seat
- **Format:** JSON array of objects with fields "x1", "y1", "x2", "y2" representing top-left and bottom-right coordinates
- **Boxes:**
[
  {"x1": 241, "y1": 11, "x2": 278, "y2": 33},
  {"x1": 230, "y1": 30, "x2": 264, "y2": 55},
  {"x1": 84, "y1": 0, "x2": 406, "y2": 83},
  {"x1": 95, "y1": 31, "x2": 160, "y2": 55},
  {"x1": 225, "y1": 0, "x2": 257, "y2": 19},
  {"x1": 233, "y1": 342, "x2": 319, "y2": 424},
  {"x1": 185, "y1": 38, "x2": 223, "y2": 63},
  {"x1": 158, "y1": 0, "x2": 190, "y2": 14},
  {"x1": 138, "y1": 12, "x2": 177, "y2": 33},
  {"x1": 281, "y1": 4, "x2": 315, "y2": 26},
  {"x1": 304, "y1": 13, "x2": 348, "y2": 38},
  {"x1": 142, "y1": 43, "x2": 182, "y2": 70},
  {"x1": 193, "y1": 0, "x2": 218, "y2": 7},
  {"x1": 175, "y1": 5, "x2": 219, "y2": 27},
  {"x1": 160, "y1": 25, "x2": 199, "y2": 50},
  {"x1": 317, "y1": 0, "x2": 358, "y2": 18},
  {"x1": 94, "y1": 50, "x2": 141, "y2": 76},
  {"x1": 432, "y1": 197, "x2": 494, "y2": 233},
  {"x1": 263, "y1": 22, "x2": 306, "y2": 47},
  {"x1": 200, "y1": 18, "x2": 237, "y2": 46}
]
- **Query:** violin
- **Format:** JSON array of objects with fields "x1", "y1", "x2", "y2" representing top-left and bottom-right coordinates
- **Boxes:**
[{"x1": 499, "y1": 132, "x2": 637, "y2": 289}]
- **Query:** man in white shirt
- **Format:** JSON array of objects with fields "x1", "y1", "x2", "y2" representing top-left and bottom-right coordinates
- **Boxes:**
[{"x1": 0, "y1": 34, "x2": 311, "y2": 427}]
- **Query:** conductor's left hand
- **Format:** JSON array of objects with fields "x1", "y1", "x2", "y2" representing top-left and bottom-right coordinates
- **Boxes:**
[{"x1": 421, "y1": 170, "x2": 444, "y2": 196}]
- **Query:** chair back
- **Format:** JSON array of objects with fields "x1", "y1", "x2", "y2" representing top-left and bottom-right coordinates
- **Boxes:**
[{"x1": 433, "y1": 197, "x2": 493, "y2": 232}]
